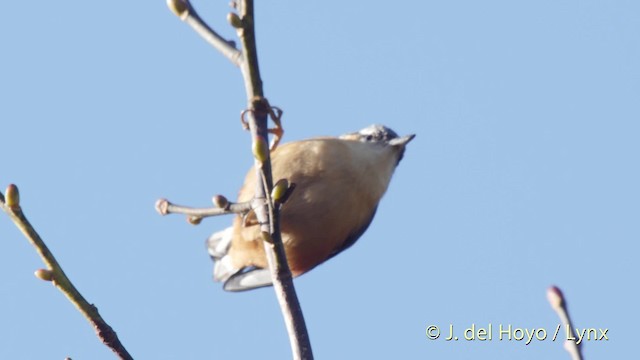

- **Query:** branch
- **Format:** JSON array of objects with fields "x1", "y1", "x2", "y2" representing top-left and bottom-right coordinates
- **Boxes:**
[
  {"x1": 0, "y1": 184, "x2": 133, "y2": 360},
  {"x1": 166, "y1": 1, "x2": 313, "y2": 358},
  {"x1": 155, "y1": 181, "x2": 296, "y2": 225},
  {"x1": 232, "y1": 2, "x2": 312, "y2": 355},
  {"x1": 167, "y1": 0, "x2": 241, "y2": 66},
  {"x1": 155, "y1": 196, "x2": 253, "y2": 225},
  {"x1": 547, "y1": 286, "x2": 584, "y2": 360}
]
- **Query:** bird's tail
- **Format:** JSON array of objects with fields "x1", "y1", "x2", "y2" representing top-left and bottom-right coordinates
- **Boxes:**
[
  {"x1": 206, "y1": 227, "x2": 237, "y2": 283},
  {"x1": 206, "y1": 227, "x2": 275, "y2": 292}
]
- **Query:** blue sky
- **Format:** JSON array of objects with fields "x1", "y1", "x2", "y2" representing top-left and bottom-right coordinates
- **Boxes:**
[{"x1": 1, "y1": 1, "x2": 637, "y2": 359}]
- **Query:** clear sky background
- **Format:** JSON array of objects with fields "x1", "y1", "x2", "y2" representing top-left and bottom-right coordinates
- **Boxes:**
[{"x1": 1, "y1": 1, "x2": 637, "y2": 359}]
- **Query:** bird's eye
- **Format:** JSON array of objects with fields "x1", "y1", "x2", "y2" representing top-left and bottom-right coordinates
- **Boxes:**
[{"x1": 365, "y1": 134, "x2": 373, "y2": 142}]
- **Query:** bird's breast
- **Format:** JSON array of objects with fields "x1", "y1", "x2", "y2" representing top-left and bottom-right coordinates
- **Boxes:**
[{"x1": 230, "y1": 138, "x2": 400, "y2": 275}]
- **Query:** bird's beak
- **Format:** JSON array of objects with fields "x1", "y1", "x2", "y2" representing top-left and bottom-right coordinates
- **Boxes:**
[{"x1": 389, "y1": 134, "x2": 415, "y2": 147}]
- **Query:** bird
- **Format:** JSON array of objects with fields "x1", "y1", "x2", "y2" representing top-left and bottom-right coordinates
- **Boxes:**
[{"x1": 207, "y1": 124, "x2": 415, "y2": 291}]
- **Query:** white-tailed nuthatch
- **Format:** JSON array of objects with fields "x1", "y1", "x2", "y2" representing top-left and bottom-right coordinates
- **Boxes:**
[{"x1": 207, "y1": 124, "x2": 414, "y2": 291}]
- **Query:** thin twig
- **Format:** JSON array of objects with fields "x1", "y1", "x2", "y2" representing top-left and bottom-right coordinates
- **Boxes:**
[
  {"x1": 547, "y1": 286, "x2": 584, "y2": 360},
  {"x1": 1, "y1": 185, "x2": 133, "y2": 360},
  {"x1": 234, "y1": 1, "x2": 313, "y2": 357},
  {"x1": 155, "y1": 198, "x2": 252, "y2": 218},
  {"x1": 167, "y1": 0, "x2": 242, "y2": 66},
  {"x1": 165, "y1": 0, "x2": 314, "y2": 358}
]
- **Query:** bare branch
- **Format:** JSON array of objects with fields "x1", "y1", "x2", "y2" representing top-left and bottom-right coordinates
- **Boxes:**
[
  {"x1": 155, "y1": 197, "x2": 252, "y2": 222},
  {"x1": 1, "y1": 184, "x2": 133, "y2": 360},
  {"x1": 234, "y1": 0, "x2": 313, "y2": 357},
  {"x1": 547, "y1": 286, "x2": 584, "y2": 360},
  {"x1": 167, "y1": 0, "x2": 242, "y2": 66},
  {"x1": 165, "y1": 0, "x2": 314, "y2": 357}
]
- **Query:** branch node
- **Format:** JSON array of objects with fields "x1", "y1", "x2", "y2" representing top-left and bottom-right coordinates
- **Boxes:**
[
  {"x1": 166, "y1": 0, "x2": 190, "y2": 20},
  {"x1": 252, "y1": 134, "x2": 269, "y2": 163},
  {"x1": 227, "y1": 12, "x2": 244, "y2": 29},
  {"x1": 5, "y1": 183, "x2": 20, "y2": 209},
  {"x1": 547, "y1": 285, "x2": 564, "y2": 310},
  {"x1": 276, "y1": 182, "x2": 296, "y2": 206},
  {"x1": 212, "y1": 195, "x2": 230, "y2": 209},
  {"x1": 155, "y1": 198, "x2": 170, "y2": 215},
  {"x1": 34, "y1": 268, "x2": 54, "y2": 282},
  {"x1": 261, "y1": 231, "x2": 274, "y2": 244},
  {"x1": 271, "y1": 179, "x2": 289, "y2": 203}
]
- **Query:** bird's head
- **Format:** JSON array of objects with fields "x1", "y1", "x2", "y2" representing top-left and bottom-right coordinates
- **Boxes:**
[{"x1": 340, "y1": 124, "x2": 415, "y2": 163}]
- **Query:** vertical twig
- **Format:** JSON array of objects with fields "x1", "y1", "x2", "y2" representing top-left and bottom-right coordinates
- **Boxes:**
[
  {"x1": 547, "y1": 286, "x2": 584, "y2": 360},
  {"x1": 166, "y1": 0, "x2": 313, "y2": 358},
  {"x1": 236, "y1": 1, "x2": 313, "y2": 358}
]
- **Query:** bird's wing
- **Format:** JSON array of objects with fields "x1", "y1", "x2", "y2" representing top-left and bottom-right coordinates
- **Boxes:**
[
  {"x1": 223, "y1": 267, "x2": 273, "y2": 292},
  {"x1": 325, "y1": 206, "x2": 378, "y2": 261}
]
